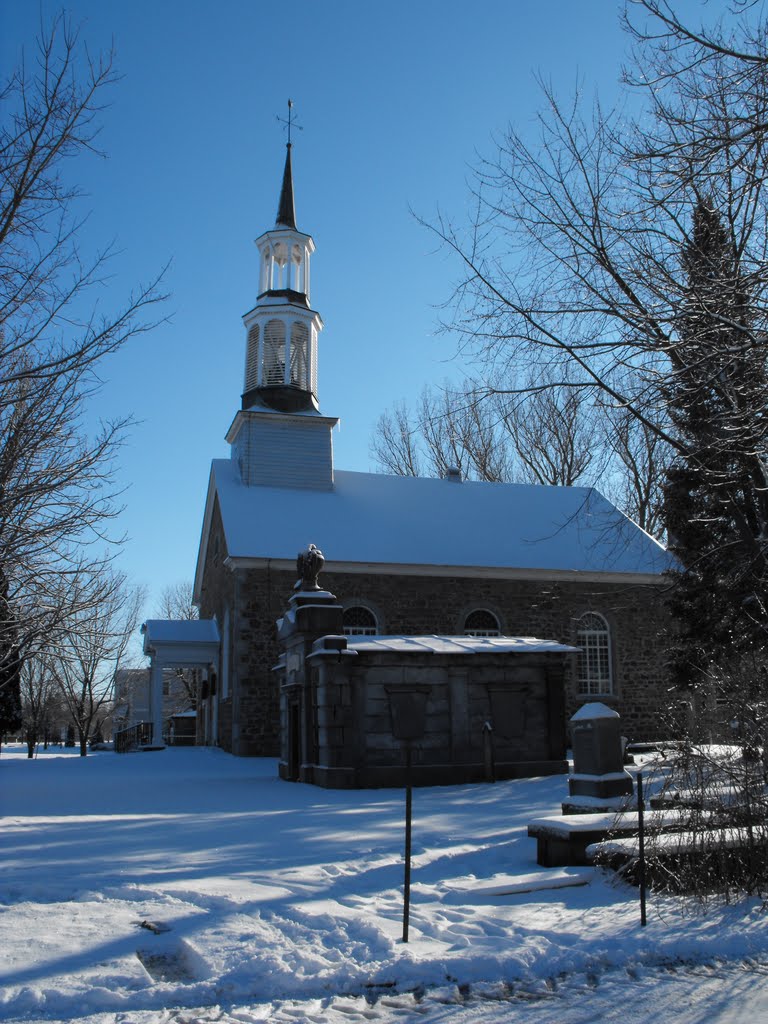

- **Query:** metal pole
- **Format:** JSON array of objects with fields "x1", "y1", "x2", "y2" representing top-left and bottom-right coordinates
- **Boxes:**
[
  {"x1": 637, "y1": 770, "x2": 647, "y2": 927},
  {"x1": 403, "y1": 742, "x2": 412, "y2": 943}
]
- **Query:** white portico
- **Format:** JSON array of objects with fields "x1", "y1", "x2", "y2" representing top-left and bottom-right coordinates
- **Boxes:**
[{"x1": 141, "y1": 619, "x2": 220, "y2": 748}]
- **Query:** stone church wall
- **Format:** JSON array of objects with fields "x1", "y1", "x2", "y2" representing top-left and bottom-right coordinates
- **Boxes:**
[{"x1": 205, "y1": 561, "x2": 670, "y2": 756}]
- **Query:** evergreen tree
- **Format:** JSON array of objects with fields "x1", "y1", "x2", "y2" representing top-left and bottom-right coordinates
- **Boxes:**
[{"x1": 663, "y1": 201, "x2": 768, "y2": 689}]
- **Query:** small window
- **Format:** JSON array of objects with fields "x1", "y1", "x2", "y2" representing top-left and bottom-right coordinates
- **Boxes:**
[
  {"x1": 576, "y1": 612, "x2": 613, "y2": 695},
  {"x1": 464, "y1": 609, "x2": 500, "y2": 637},
  {"x1": 343, "y1": 606, "x2": 377, "y2": 636}
]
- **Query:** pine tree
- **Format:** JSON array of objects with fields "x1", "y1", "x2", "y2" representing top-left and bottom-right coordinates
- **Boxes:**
[{"x1": 663, "y1": 201, "x2": 768, "y2": 690}]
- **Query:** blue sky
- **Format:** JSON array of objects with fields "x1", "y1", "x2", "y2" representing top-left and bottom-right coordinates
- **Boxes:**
[{"x1": 3, "y1": 0, "x2": 706, "y2": 648}]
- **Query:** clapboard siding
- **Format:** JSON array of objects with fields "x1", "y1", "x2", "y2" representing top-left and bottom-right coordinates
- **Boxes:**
[{"x1": 232, "y1": 414, "x2": 334, "y2": 490}]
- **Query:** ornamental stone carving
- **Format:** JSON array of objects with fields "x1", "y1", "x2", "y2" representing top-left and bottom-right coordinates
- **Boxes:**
[{"x1": 295, "y1": 543, "x2": 325, "y2": 591}]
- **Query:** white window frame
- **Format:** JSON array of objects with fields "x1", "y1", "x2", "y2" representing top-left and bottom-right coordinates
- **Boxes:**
[
  {"x1": 342, "y1": 605, "x2": 378, "y2": 636},
  {"x1": 576, "y1": 612, "x2": 613, "y2": 695},
  {"x1": 463, "y1": 608, "x2": 501, "y2": 637}
]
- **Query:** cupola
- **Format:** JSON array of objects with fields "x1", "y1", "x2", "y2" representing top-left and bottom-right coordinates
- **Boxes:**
[{"x1": 241, "y1": 141, "x2": 323, "y2": 414}]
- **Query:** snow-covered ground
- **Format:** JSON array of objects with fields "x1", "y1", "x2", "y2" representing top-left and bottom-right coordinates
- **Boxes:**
[{"x1": 2, "y1": 745, "x2": 768, "y2": 1024}]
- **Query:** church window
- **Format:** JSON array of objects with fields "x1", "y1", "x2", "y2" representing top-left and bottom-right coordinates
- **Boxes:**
[
  {"x1": 343, "y1": 606, "x2": 377, "y2": 636},
  {"x1": 576, "y1": 612, "x2": 613, "y2": 695},
  {"x1": 290, "y1": 321, "x2": 309, "y2": 389},
  {"x1": 262, "y1": 319, "x2": 286, "y2": 385},
  {"x1": 245, "y1": 324, "x2": 259, "y2": 392},
  {"x1": 463, "y1": 609, "x2": 500, "y2": 637}
]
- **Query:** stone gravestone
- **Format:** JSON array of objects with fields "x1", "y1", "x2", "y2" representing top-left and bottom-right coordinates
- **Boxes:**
[{"x1": 563, "y1": 702, "x2": 633, "y2": 813}]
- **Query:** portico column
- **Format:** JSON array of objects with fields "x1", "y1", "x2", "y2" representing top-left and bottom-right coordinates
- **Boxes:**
[
  {"x1": 150, "y1": 659, "x2": 166, "y2": 749},
  {"x1": 211, "y1": 667, "x2": 219, "y2": 745}
]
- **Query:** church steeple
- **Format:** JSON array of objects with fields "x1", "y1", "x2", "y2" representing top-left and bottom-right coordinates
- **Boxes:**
[
  {"x1": 228, "y1": 110, "x2": 337, "y2": 491},
  {"x1": 241, "y1": 125, "x2": 322, "y2": 414},
  {"x1": 276, "y1": 143, "x2": 297, "y2": 230}
]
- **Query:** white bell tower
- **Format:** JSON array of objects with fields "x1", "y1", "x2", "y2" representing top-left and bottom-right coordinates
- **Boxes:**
[
  {"x1": 227, "y1": 108, "x2": 338, "y2": 490},
  {"x1": 241, "y1": 139, "x2": 323, "y2": 414}
]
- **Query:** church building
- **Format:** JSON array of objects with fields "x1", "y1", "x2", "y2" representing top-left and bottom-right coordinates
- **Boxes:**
[{"x1": 192, "y1": 141, "x2": 672, "y2": 758}]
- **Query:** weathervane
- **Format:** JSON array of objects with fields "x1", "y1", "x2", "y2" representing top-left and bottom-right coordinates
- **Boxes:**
[{"x1": 277, "y1": 99, "x2": 303, "y2": 146}]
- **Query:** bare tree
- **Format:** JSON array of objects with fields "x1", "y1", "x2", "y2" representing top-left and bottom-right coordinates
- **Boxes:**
[
  {"x1": 622, "y1": 0, "x2": 768, "y2": 178},
  {"x1": 0, "y1": 15, "x2": 166, "y2": 696},
  {"x1": 599, "y1": 408, "x2": 670, "y2": 538},
  {"x1": 50, "y1": 567, "x2": 144, "y2": 756},
  {"x1": 0, "y1": 364, "x2": 128, "y2": 665},
  {"x1": 372, "y1": 373, "x2": 618, "y2": 492},
  {"x1": 154, "y1": 582, "x2": 199, "y2": 709},
  {"x1": 0, "y1": 14, "x2": 164, "y2": 398},
  {"x1": 19, "y1": 655, "x2": 64, "y2": 758},
  {"x1": 499, "y1": 378, "x2": 607, "y2": 487},
  {"x1": 370, "y1": 401, "x2": 424, "y2": 477},
  {"x1": 156, "y1": 581, "x2": 199, "y2": 622},
  {"x1": 422, "y1": 2, "x2": 768, "y2": 650}
]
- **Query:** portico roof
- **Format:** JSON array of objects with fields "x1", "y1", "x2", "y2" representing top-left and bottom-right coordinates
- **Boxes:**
[{"x1": 141, "y1": 619, "x2": 220, "y2": 667}]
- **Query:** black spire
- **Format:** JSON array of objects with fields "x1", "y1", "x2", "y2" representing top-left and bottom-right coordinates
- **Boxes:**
[{"x1": 276, "y1": 143, "x2": 297, "y2": 230}]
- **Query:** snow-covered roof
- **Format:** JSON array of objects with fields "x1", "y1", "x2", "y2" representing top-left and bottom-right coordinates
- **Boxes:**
[
  {"x1": 343, "y1": 635, "x2": 578, "y2": 655},
  {"x1": 141, "y1": 619, "x2": 220, "y2": 646},
  {"x1": 196, "y1": 460, "x2": 671, "y2": 588}
]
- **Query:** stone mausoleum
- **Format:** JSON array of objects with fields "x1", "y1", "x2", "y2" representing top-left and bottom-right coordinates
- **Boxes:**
[{"x1": 276, "y1": 546, "x2": 576, "y2": 788}]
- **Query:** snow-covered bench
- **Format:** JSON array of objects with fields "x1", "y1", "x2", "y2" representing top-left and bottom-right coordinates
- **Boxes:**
[
  {"x1": 527, "y1": 809, "x2": 691, "y2": 867},
  {"x1": 586, "y1": 827, "x2": 768, "y2": 888}
]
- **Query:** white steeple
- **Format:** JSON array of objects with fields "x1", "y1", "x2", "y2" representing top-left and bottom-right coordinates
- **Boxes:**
[
  {"x1": 241, "y1": 140, "x2": 323, "y2": 414},
  {"x1": 228, "y1": 116, "x2": 337, "y2": 491}
]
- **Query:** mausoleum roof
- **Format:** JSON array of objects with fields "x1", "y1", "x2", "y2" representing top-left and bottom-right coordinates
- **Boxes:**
[
  {"x1": 343, "y1": 635, "x2": 579, "y2": 655},
  {"x1": 195, "y1": 459, "x2": 672, "y2": 589}
]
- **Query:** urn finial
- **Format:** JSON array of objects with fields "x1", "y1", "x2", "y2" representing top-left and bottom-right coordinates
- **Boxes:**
[{"x1": 295, "y1": 543, "x2": 325, "y2": 591}]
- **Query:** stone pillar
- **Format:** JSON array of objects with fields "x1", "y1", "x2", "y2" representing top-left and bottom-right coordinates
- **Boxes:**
[
  {"x1": 276, "y1": 545, "x2": 344, "y2": 784},
  {"x1": 149, "y1": 660, "x2": 166, "y2": 749}
]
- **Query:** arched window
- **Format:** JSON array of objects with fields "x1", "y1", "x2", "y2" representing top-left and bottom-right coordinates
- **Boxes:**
[
  {"x1": 262, "y1": 319, "x2": 285, "y2": 385},
  {"x1": 290, "y1": 322, "x2": 309, "y2": 389},
  {"x1": 244, "y1": 324, "x2": 259, "y2": 392},
  {"x1": 463, "y1": 609, "x2": 500, "y2": 637},
  {"x1": 343, "y1": 606, "x2": 378, "y2": 636},
  {"x1": 576, "y1": 612, "x2": 613, "y2": 695}
]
